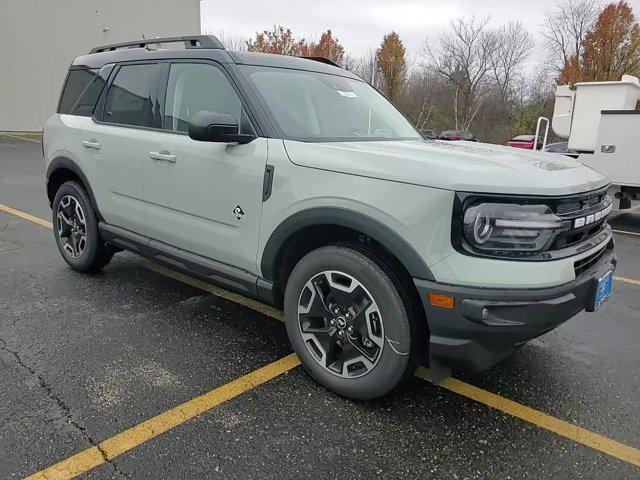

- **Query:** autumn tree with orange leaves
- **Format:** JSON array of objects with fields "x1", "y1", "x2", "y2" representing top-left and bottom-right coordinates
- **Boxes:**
[
  {"x1": 246, "y1": 26, "x2": 308, "y2": 56},
  {"x1": 376, "y1": 32, "x2": 407, "y2": 103},
  {"x1": 559, "y1": 1, "x2": 640, "y2": 83},
  {"x1": 246, "y1": 26, "x2": 344, "y2": 64},
  {"x1": 303, "y1": 30, "x2": 345, "y2": 64}
]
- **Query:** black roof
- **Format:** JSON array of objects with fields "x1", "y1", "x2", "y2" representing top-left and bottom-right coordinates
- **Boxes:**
[{"x1": 73, "y1": 34, "x2": 360, "y2": 80}]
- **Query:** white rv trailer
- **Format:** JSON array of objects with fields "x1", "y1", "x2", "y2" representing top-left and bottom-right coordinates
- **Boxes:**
[{"x1": 544, "y1": 75, "x2": 640, "y2": 209}]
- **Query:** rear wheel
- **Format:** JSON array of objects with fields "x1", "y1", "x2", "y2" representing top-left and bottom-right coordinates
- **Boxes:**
[
  {"x1": 52, "y1": 181, "x2": 112, "y2": 272},
  {"x1": 284, "y1": 245, "x2": 417, "y2": 400}
]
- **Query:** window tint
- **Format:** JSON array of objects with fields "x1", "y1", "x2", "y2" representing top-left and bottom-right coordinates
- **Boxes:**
[
  {"x1": 58, "y1": 69, "x2": 101, "y2": 116},
  {"x1": 104, "y1": 64, "x2": 160, "y2": 128},
  {"x1": 164, "y1": 63, "x2": 242, "y2": 132}
]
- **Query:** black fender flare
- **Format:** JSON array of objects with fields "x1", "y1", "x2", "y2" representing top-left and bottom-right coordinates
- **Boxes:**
[
  {"x1": 46, "y1": 156, "x2": 103, "y2": 220},
  {"x1": 260, "y1": 207, "x2": 435, "y2": 282}
]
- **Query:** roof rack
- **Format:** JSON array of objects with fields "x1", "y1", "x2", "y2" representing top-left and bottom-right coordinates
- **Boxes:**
[
  {"x1": 89, "y1": 35, "x2": 225, "y2": 54},
  {"x1": 300, "y1": 56, "x2": 341, "y2": 68}
]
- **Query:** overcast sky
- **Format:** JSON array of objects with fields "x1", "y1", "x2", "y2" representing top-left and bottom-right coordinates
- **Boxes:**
[{"x1": 201, "y1": 0, "x2": 640, "y2": 69}]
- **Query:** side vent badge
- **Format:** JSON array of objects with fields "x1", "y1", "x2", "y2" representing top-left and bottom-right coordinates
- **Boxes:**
[{"x1": 233, "y1": 205, "x2": 245, "y2": 220}]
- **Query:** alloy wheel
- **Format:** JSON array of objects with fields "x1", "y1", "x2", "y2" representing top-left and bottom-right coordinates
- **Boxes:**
[
  {"x1": 297, "y1": 270, "x2": 384, "y2": 378},
  {"x1": 56, "y1": 195, "x2": 87, "y2": 258}
]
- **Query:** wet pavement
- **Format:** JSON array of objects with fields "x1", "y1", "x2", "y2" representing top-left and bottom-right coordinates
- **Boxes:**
[{"x1": 1, "y1": 135, "x2": 639, "y2": 479}]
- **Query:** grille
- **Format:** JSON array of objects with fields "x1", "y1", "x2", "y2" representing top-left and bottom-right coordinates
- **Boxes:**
[
  {"x1": 574, "y1": 245, "x2": 607, "y2": 276},
  {"x1": 550, "y1": 189, "x2": 611, "y2": 251}
]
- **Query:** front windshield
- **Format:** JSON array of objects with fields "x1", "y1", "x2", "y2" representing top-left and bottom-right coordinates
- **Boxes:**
[{"x1": 240, "y1": 65, "x2": 421, "y2": 142}]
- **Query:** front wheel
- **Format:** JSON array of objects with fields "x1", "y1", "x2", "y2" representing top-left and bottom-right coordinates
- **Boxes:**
[{"x1": 284, "y1": 245, "x2": 417, "y2": 400}]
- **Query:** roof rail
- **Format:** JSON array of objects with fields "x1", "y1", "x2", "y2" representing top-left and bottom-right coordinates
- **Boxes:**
[
  {"x1": 89, "y1": 35, "x2": 225, "y2": 54},
  {"x1": 300, "y1": 56, "x2": 341, "y2": 68}
]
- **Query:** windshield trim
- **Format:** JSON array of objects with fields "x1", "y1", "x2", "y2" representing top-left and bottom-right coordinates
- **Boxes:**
[{"x1": 238, "y1": 64, "x2": 422, "y2": 143}]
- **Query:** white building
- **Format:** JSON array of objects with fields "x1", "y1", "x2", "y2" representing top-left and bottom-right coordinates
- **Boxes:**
[{"x1": 0, "y1": 0, "x2": 201, "y2": 132}]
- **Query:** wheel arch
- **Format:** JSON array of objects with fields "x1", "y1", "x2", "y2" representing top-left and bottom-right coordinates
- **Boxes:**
[
  {"x1": 261, "y1": 207, "x2": 435, "y2": 291},
  {"x1": 46, "y1": 157, "x2": 102, "y2": 220}
]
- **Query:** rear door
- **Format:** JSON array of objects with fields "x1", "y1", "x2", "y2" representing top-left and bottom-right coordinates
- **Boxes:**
[
  {"x1": 81, "y1": 62, "x2": 162, "y2": 233},
  {"x1": 141, "y1": 61, "x2": 267, "y2": 273}
]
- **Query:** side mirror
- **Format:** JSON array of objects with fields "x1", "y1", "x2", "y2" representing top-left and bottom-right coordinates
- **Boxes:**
[{"x1": 188, "y1": 111, "x2": 255, "y2": 144}]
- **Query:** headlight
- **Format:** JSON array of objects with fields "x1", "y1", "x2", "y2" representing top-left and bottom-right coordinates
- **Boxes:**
[{"x1": 462, "y1": 203, "x2": 570, "y2": 253}]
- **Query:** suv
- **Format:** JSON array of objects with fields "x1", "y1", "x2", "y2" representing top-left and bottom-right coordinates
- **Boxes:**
[{"x1": 44, "y1": 36, "x2": 616, "y2": 399}]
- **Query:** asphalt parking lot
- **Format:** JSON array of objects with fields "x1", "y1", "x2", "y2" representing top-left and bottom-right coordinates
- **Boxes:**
[{"x1": 1, "y1": 134, "x2": 639, "y2": 479}]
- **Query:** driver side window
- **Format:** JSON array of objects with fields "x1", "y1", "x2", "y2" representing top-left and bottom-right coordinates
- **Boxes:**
[{"x1": 163, "y1": 63, "x2": 242, "y2": 133}]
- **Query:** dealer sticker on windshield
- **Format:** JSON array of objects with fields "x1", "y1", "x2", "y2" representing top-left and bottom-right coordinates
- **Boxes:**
[{"x1": 593, "y1": 269, "x2": 613, "y2": 311}]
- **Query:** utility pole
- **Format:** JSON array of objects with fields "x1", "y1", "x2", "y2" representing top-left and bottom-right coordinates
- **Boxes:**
[{"x1": 370, "y1": 48, "x2": 377, "y2": 88}]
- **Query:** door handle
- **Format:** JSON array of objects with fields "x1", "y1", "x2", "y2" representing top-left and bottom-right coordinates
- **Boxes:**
[
  {"x1": 82, "y1": 140, "x2": 101, "y2": 150},
  {"x1": 149, "y1": 151, "x2": 177, "y2": 163}
]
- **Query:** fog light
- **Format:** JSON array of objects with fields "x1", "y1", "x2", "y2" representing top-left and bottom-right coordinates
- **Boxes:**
[{"x1": 428, "y1": 293, "x2": 455, "y2": 309}]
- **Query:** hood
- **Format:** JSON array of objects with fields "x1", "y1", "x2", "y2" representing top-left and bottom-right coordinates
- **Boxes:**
[{"x1": 283, "y1": 139, "x2": 608, "y2": 196}]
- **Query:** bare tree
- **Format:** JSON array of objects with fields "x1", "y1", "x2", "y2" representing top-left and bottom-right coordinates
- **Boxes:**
[
  {"x1": 425, "y1": 15, "x2": 498, "y2": 129},
  {"x1": 541, "y1": 0, "x2": 600, "y2": 71},
  {"x1": 205, "y1": 29, "x2": 247, "y2": 51},
  {"x1": 489, "y1": 22, "x2": 534, "y2": 108}
]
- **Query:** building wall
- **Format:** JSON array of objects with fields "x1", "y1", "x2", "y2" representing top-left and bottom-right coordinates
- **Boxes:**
[{"x1": 0, "y1": 0, "x2": 201, "y2": 132}]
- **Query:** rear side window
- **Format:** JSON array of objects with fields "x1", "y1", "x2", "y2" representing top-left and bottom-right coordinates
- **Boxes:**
[
  {"x1": 58, "y1": 69, "x2": 101, "y2": 116},
  {"x1": 103, "y1": 64, "x2": 161, "y2": 128}
]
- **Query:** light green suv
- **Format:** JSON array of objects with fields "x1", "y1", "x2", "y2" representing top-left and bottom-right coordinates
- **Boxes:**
[{"x1": 44, "y1": 36, "x2": 616, "y2": 399}]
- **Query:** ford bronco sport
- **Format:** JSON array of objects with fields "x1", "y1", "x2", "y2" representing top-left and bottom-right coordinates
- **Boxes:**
[{"x1": 44, "y1": 36, "x2": 616, "y2": 399}]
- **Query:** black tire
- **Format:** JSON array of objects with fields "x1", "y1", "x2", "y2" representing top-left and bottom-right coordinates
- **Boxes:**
[
  {"x1": 52, "y1": 180, "x2": 112, "y2": 272},
  {"x1": 284, "y1": 245, "x2": 418, "y2": 400}
]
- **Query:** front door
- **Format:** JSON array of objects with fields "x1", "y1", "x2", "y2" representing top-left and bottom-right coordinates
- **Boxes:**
[{"x1": 142, "y1": 62, "x2": 267, "y2": 274}]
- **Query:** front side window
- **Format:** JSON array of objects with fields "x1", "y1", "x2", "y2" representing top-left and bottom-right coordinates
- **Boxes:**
[
  {"x1": 240, "y1": 65, "x2": 420, "y2": 142},
  {"x1": 164, "y1": 63, "x2": 242, "y2": 133},
  {"x1": 103, "y1": 64, "x2": 161, "y2": 128}
]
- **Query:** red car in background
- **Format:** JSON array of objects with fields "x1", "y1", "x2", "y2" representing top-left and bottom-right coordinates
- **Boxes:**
[{"x1": 507, "y1": 134, "x2": 542, "y2": 150}]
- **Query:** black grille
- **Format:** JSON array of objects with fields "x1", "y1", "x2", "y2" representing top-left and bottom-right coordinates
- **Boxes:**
[
  {"x1": 574, "y1": 245, "x2": 607, "y2": 276},
  {"x1": 550, "y1": 189, "x2": 612, "y2": 251}
]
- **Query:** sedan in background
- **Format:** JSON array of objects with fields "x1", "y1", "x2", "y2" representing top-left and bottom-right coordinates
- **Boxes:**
[
  {"x1": 438, "y1": 130, "x2": 477, "y2": 141},
  {"x1": 507, "y1": 134, "x2": 542, "y2": 150}
]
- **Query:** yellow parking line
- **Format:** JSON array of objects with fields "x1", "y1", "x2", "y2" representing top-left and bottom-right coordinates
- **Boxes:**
[
  {"x1": 0, "y1": 204, "x2": 52, "y2": 229},
  {"x1": 0, "y1": 133, "x2": 43, "y2": 144},
  {"x1": 133, "y1": 257, "x2": 283, "y2": 321},
  {"x1": 415, "y1": 368, "x2": 640, "y2": 467},
  {"x1": 3, "y1": 204, "x2": 640, "y2": 471},
  {"x1": 613, "y1": 229, "x2": 640, "y2": 237},
  {"x1": 614, "y1": 276, "x2": 640, "y2": 286},
  {"x1": 25, "y1": 354, "x2": 300, "y2": 480}
]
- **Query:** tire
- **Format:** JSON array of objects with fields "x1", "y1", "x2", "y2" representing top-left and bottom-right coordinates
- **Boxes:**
[
  {"x1": 52, "y1": 180, "x2": 112, "y2": 272},
  {"x1": 284, "y1": 245, "x2": 418, "y2": 400}
]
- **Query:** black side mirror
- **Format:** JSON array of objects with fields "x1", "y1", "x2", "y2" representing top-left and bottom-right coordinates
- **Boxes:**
[{"x1": 188, "y1": 111, "x2": 255, "y2": 144}]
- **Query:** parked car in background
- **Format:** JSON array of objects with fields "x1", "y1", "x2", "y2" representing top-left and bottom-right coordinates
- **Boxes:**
[
  {"x1": 438, "y1": 130, "x2": 477, "y2": 141},
  {"x1": 507, "y1": 134, "x2": 542, "y2": 150},
  {"x1": 420, "y1": 128, "x2": 439, "y2": 140}
]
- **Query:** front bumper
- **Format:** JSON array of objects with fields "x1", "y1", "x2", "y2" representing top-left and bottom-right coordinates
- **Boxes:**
[{"x1": 414, "y1": 241, "x2": 616, "y2": 372}]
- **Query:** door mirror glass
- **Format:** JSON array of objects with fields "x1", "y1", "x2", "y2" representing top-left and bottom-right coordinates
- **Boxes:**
[{"x1": 188, "y1": 111, "x2": 255, "y2": 144}]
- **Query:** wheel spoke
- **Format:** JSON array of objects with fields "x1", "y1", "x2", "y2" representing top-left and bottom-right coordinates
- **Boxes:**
[
  {"x1": 308, "y1": 277, "x2": 332, "y2": 316},
  {"x1": 56, "y1": 211, "x2": 72, "y2": 237},
  {"x1": 71, "y1": 234, "x2": 80, "y2": 257},
  {"x1": 346, "y1": 333, "x2": 379, "y2": 362}
]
